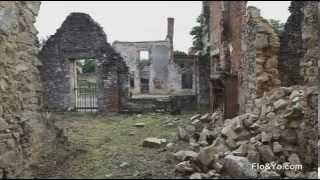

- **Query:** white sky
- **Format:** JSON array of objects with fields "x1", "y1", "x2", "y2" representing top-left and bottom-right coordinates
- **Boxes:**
[{"x1": 35, "y1": 1, "x2": 291, "y2": 52}]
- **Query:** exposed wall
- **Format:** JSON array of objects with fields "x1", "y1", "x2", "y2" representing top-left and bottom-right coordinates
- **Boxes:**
[
  {"x1": 170, "y1": 54, "x2": 196, "y2": 94},
  {"x1": 0, "y1": 1, "x2": 47, "y2": 178},
  {"x1": 240, "y1": 7, "x2": 281, "y2": 113},
  {"x1": 196, "y1": 2, "x2": 211, "y2": 110},
  {"x1": 239, "y1": 7, "x2": 257, "y2": 114},
  {"x1": 39, "y1": 13, "x2": 129, "y2": 112},
  {"x1": 279, "y1": 1, "x2": 319, "y2": 87},
  {"x1": 300, "y1": 1, "x2": 319, "y2": 86},
  {"x1": 196, "y1": 56, "x2": 210, "y2": 109},
  {"x1": 202, "y1": 1, "x2": 247, "y2": 118},
  {"x1": 241, "y1": 2, "x2": 319, "y2": 170},
  {"x1": 278, "y1": 2, "x2": 305, "y2": 87}
]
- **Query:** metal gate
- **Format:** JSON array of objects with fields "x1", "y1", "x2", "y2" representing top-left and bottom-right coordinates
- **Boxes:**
[{"x1": 75, "y1": 81, "x2": 98, "y2": 112}]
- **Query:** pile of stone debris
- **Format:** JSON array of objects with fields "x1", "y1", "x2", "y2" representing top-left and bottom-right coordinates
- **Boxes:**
[{"x1": 172, "y1": 86, "x2": 318, "y2": 179}]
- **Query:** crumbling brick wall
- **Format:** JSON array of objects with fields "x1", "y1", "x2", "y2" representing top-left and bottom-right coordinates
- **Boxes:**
[
  {"x1": 39, "y1": 13, "x2": 129, "y2": 112},
  {"x1": 204, "y1": 1, "x2": 247, "y2": 118},
  {"x1": 0, "y1": 1, "x2": 47, "y2": 178}
]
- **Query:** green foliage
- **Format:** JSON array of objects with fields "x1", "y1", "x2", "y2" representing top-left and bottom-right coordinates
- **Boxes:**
[
  {"x1": 174, "y1": 50, "x2": 188, "y2": 56},
  {"x1": 82, "y1": 59, "x2": 96, "y2": 73},
  {"x1": 39, "y1": 36, "x2": 50, "y2": 49},
  {"x1": 190, "y1": 15, "x2": 204, "y2": 52},
  {"x1": 268, "y1": 19, "x2": 285, "y2": 36}
]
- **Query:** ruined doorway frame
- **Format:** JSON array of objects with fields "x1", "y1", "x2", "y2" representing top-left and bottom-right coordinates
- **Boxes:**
[
  {"x1": 71, "y1": 58, "x2": 99, "y2": 112},
  {"x1": 138, "y1": 49, "x2": 151, "y2": 94},
  {"x1": 210, "y1": 79, "x2": 225, "y2": 114}
]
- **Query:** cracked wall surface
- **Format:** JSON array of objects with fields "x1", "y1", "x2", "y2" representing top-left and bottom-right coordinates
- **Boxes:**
[
  {"x1": 240, "y1": 7, "x2": 281, "y2": 113},
  {"x1": 0, "y1": 1, "x2": 48, "y2": 178}
]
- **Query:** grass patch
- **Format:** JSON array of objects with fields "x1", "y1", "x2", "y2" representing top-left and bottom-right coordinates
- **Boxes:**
[{"x1": 34, "y1": 112, "x2": 195, "y2": 179}]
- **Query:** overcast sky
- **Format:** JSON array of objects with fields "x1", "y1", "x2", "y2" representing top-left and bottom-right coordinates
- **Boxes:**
[{"x1": 35, "y1": 1, "x2": 291, "y2": 52}]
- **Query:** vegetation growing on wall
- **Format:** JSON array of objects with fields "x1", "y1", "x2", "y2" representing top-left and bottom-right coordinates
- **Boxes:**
[
  {"x1": 268, "y1": 19, "x2": 285, "y2": 36},
  {"x1": 190, "y1": 15, "x2": 204, "y2": 53}
]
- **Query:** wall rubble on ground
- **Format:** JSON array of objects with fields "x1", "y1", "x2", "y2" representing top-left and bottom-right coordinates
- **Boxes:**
[
  {"x1": 174, "y1": 86, "x2": 317, "y2": 179},
  {"x1": 174, "y1": 2, "x2": 318, "y2": 179}
]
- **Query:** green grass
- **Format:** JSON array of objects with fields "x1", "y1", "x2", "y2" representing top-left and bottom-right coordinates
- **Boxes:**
[{"x1": 35, "y1": 112, "x2": 195, "y2": 179}]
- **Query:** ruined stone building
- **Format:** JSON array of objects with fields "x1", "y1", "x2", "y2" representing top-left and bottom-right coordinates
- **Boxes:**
[
  {"x1": 113, "y1": 18, "x2": 197, "y2": 97},
  {"x1": 0, "y1": 1, "x2": 319, "y2": 178},
  {"x1": 171, "y1": 2, "x2": 319, "y2": 178},
  {"x1": 199, "y1": 1, "x2": 319, "y2": 118},
  {"x1": 195, "y1": 1, "x2": 319, "y2": 173},
  {"x1": 201, "y1": 2, "x2": 281, "y2": 117},
  {"x1": 39, "y1": 13, "x2": 129, "y2": 112}
]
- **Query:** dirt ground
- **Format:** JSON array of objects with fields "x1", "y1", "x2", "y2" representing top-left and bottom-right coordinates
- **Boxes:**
[{"x1": 31, "y1": 112, "x2": 195, "y2": 179}]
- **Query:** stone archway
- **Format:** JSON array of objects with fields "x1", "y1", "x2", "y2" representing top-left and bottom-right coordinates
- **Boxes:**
[{"x1": 39, "y1": 13, "x2": 129, "y2": 112}]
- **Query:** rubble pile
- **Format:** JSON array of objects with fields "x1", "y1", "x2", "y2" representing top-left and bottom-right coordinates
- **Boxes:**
[{"x1": 173, "y1": 86, "x2": 317, "y2": 179}]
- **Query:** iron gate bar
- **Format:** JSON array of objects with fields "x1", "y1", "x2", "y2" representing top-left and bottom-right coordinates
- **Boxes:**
[{"x1": 75, "y1": 82, "x2": 98, "y2": 112}]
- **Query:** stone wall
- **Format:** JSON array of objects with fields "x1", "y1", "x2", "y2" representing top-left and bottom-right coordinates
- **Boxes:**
[
  {"x1": 279, "y1": 1, "x2": 319, "y2": 87},
  {"x1": 0, "y1": 1, "x2": 47, "y2": 178},
  {"x1": 240, "y1": 7, "x2": 281, "y2": 113},
  {"x1": 196, "y1": 3, "x2": 211, "y2": 110},
  {"x1": 196, "y1": 55, "x2": 210, "y2": 110},
  {"x1": 278, "y1": 2, "x2": 305, "y2": 87},
  {"x1": 126, "y1": 94, "x2": 196, "y2": 113},
  {"x1": 171, "y1": 54, "x2": 196, "y2": 94},
  {"x1": 239, "y1": 7, "x2": 257, "y2": 114},
  {"x1": 300, "y1": 1, "x2": 319, "y2": 86},
  {"x1": 39, "y1": 13, "x2": 129, "y2": 112}
]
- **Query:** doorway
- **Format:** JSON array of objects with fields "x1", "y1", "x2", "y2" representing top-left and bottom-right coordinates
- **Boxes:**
[{"x1": 73, "y1": 58, "x2": 98, "y2": 112}]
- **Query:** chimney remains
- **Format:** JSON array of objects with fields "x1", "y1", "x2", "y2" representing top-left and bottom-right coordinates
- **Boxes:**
[{"x1": 166, "y1": 17, "x2": 174, "y2": 42}]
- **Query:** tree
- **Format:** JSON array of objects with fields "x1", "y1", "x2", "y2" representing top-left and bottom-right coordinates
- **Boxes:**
[
  {"x1": 268, "y1": 19, "x2": 285, "y2": 36},
  {"x1": 190, "y1": 15, "x2": 204, "y2": 53},
  {"x1": 174, "y1": 50, "x2": 188, "y2": 56},
  {"x1": 39, "y1": 36, "x2": 50, "y2": 49},
  {"x1": 81, "y1": 59, "x2": 96, "y2": 73}
]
